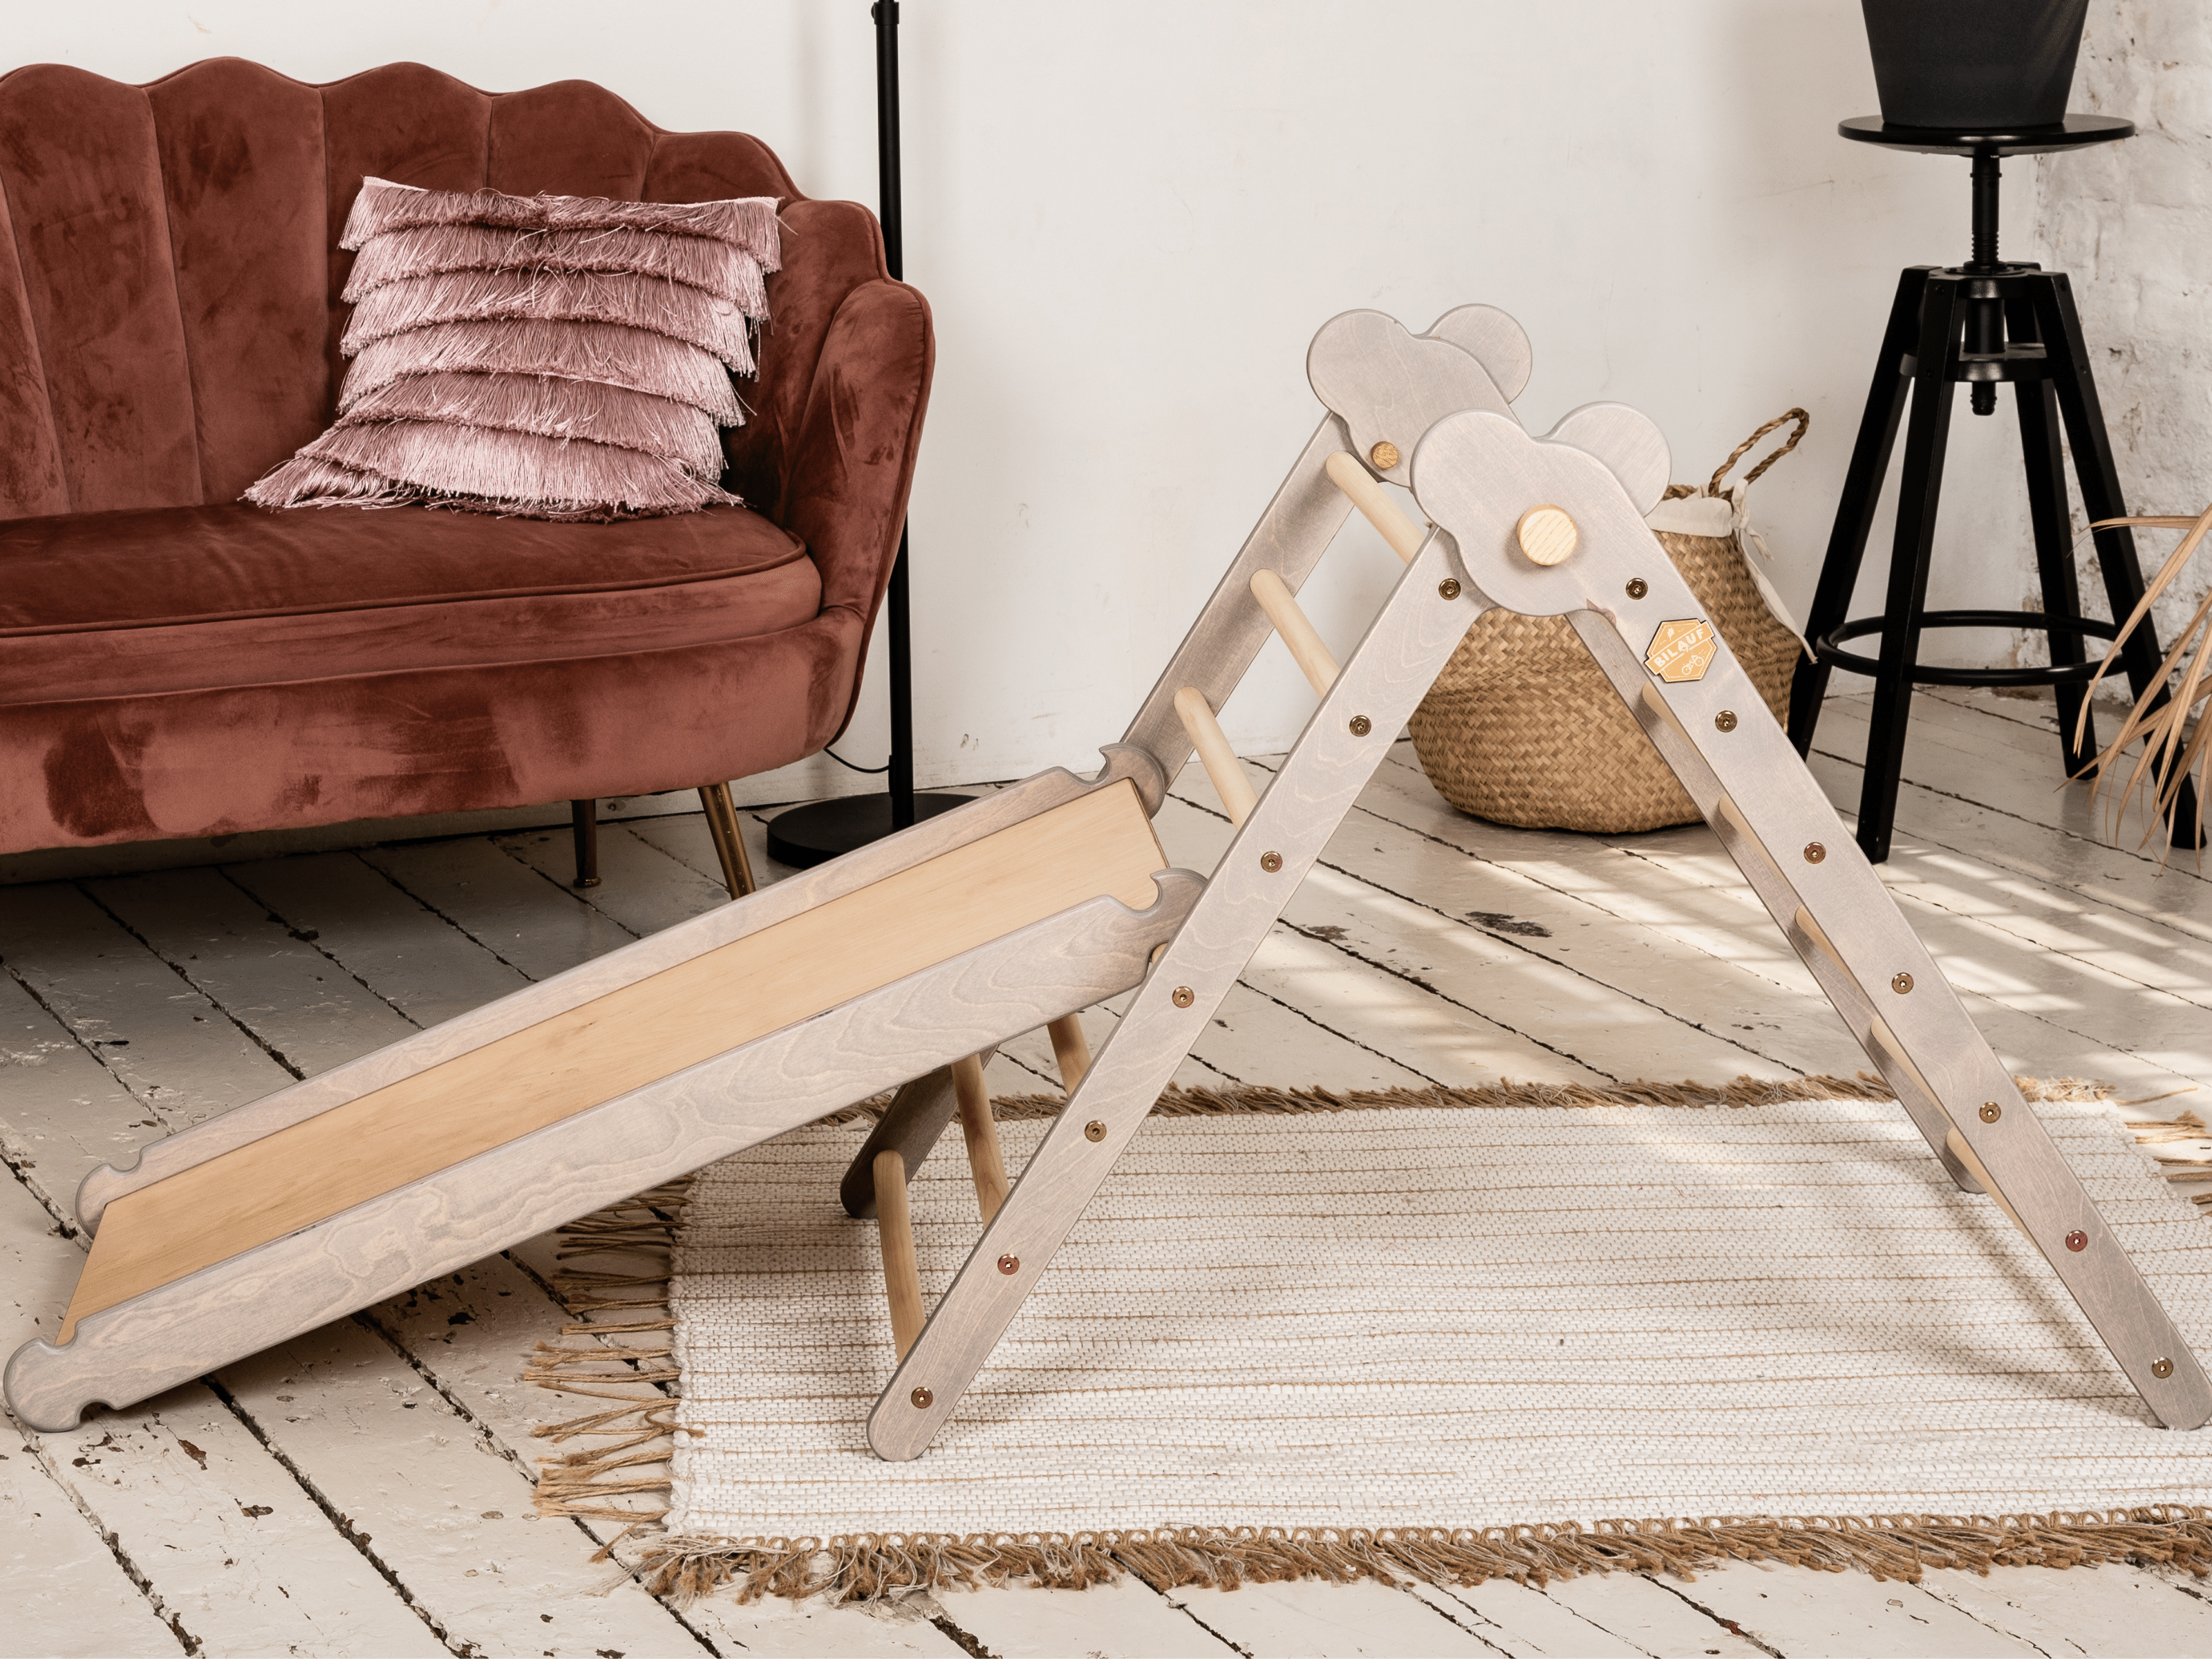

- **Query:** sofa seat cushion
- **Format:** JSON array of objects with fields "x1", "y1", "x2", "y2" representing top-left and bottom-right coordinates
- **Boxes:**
[{"x1": 0, "y1": 501, "x2": 818, "y2": 702}]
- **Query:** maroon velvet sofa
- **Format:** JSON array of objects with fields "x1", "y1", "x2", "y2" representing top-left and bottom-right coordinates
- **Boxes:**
[{"x1": 0, "y1": 59, "x2": 932, "y2": 859}]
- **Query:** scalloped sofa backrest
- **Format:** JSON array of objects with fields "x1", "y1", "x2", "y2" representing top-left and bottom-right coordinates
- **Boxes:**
[{"x1": 0, "y1": 57, "x2": 879, "y2": 529}]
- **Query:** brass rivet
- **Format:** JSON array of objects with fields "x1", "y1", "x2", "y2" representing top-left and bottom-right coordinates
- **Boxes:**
[
  {"x1": 1259, "y1": 850, "x2": 1283, "y2": 873},
  {"x1": 1349, "y1": 715, "x2": 1373, "y2": 737},
  {"x1": 1515, "y1": 503, "x2": 1579, "y2": 565},
  {"x1": 1438, "y1": 577, "x2": 1462, "y2": 601},
  {"x1": 1714, "y1": 710, "x2": 1738, "y2": 733},
  {"x1": 1803, "y1": 841, "x2": 1826, "y2": 864},
  {"x1": 997, "y1": 1253, "x2": 1020, "y2": 1275},
  {"x1": 2155, "y1": 1358, "x2": 2176, "y2": 1379},
  {"x1": 2065, "y1": 1230, "x2": 2088, "y2": 1252},
  {"x1": 1891, "y1": 972, "x2": 1914, "y2": 994},
  {"x1": 1626, "y1": 577, "x2": 1649, "y2": 600},
  {"x1": 910, "y1": 1386, "x2": 932, "y2": 1409},
  {"x1": 1085, "y1": 1119, "x2": 1107, "y2": 1143},
  {"x1": 1172, "y1": 986, "x2": 1195, "y2": 1009},
  {"x1": 1369, "y1": 440, "x2": 1401, "y2": 471},
  {"x1": 1979, "y1": 1102, "x2": 2002, "y2": 1123}
]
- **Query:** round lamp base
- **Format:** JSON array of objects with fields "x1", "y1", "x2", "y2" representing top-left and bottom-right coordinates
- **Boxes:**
[{"x1": 765, "y1": 791, "x2": 972, "y2": 868}]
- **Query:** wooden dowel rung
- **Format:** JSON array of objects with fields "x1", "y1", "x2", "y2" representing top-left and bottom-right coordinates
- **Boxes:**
[
  {"x1": 1047, "y1": 1013, "x2": 1093, "y2": 1093},
  {"x1": 874, "y1": 1147, "x2": 926, "y2": 1358},
  {"x1": 1324, "y1": 450, "x2": 1428, "y2": 563},
  {"x1": 1249, "y1": 568, "x2": 1340, "y2": 695},
  {"x1": 953, "y1": 1053, "x2": 1009, "y2": 1223},
  {"x1": 1172, "y1": 686, "x2": 1259, "y2": 825}
]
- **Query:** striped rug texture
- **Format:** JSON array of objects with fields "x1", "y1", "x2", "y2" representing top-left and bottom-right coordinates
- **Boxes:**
[{"x1": 533, "y1": 1085, "x2": 2212, "y2": 1599}]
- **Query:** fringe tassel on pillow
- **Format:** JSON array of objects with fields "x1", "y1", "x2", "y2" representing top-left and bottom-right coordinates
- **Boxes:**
[
  {"x1": 342, "y1": 372, "x2": 727, "y2": 480},
  {"x1": 344, "y1": 268, "x2": 760, "y2": 370},
  {"x1": 344, "y1": 222, "x2": 773, "y2": 314},
  {"x1": 342, "y1": 319, "x2": 745, "y2": 424}
]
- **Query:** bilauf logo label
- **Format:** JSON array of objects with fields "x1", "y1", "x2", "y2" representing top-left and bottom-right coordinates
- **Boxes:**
[{"x1": 1644, "y1": 617, "x2": 1716, "y2": 683}]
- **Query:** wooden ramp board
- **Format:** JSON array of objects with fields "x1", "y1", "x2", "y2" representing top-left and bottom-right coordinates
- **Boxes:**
[{"x1": 60, "y1": 781, "x2": 1168, "y2": 1341}]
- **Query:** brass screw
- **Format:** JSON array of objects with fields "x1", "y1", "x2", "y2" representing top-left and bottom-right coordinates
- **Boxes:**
[
  {"x1": 1085, "y1": 1119, "x2": 1107, "y2": 1143},
  {"x1": 1979, "y1": 1102, "x2": 2002, "y2": 1123},
  {"x1": 1259, "y1": 850, "x2": 1284, "y2": 873},
  {"x1": 2155, "y1": 1358, "x2": 2177, "y2": 1379},
  {"x1": 1714, "y1": 710, "x2": 1738, "y2": 733},
  {"x1": 910, "y1": 1386, "x2": 932, "y2": 1409},
  {"x1": 1626, "y1": 577, "x2": 1649, "y2": 600},
  {"x1": 1803, "y1": 841, "x2": 1826, "y2": 864},
  {"x1": 2065, "y1": 1230, "x2": 2088, "y2": 1252},
  {"x1": 1438, "y1": 578, "x2": 1462, "y2": 601},
  {"x1": 1891, "y1": 972, "x2": 1914, "y2": 994},
  {"x1": 1369, "y1": 440, "x2": 1401, "y2": 471},
  {"x1": 1349, "y1": 715, "x2": 1373, "y2": 737},
  {"x1": 997, "y1": 1253, "x2": 1020, "y2": 1275},
  {"x1": 1172, "y1": 986, "x2": 1195, "y2": 1008}
]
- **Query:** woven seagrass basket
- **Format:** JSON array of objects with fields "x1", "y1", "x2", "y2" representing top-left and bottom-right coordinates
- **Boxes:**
[{"x1": 1409, "y1": 411, "x2": 1808, "y2": 834}]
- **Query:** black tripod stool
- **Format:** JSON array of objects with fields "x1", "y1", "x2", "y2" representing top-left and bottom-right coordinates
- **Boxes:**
[{"x1": 1788, "y1": 114, "x2": 2197, "y2": 862}]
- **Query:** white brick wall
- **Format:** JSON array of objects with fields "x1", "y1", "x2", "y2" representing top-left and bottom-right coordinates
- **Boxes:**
[{"x1": 2033, "y1": 0, "x2": 2212, "y2": 673}]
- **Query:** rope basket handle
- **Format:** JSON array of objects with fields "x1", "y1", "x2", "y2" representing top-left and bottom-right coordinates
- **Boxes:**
[{"x1": 1708, "y1": 407, "x2": 1810, "y2": 496}]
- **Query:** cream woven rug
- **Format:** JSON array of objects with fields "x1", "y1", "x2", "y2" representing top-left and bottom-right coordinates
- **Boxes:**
[{"x1": 531, "y1": 1081, "x2": 2212, "y2": 1600}]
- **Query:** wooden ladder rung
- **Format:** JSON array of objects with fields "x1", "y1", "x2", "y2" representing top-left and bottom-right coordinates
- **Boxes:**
[
  {"x1": 1249, "y1": 568, "x2": 1339, "y2": 695},
  {"x1": 1172, "y1": 686, "x2": 1258, "y2": 826},
  {"x1": 1325, "y1": 449, "x2": 1428, "y2": 563}
]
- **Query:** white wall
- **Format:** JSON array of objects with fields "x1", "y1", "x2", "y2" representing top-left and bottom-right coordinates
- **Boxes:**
[
  {"x1": 16, "y1": 2, "x2": 2075, "y2": 798},
  {"x1": 2035, "y1": 1, "x2": 2212, "y2": 679}
]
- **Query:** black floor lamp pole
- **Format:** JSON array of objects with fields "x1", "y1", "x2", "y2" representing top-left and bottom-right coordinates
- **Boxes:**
[
  {"x1": 765, "y1": 0, "x2": 966, "y2": 867},
  {"x1": 877, "y1": 0, "x2": 915, "y2": 832}
]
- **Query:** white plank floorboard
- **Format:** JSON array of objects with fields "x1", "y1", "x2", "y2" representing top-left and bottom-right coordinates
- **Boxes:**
[
  {"x1": 0, "y1": 968, "x2": 160, "y2": 1223},
  {"x1": 1649, "y1": 1562, "x2": 2041, "y2": 1658},
  {"x1": 1158, "y1": 1577, "x2": 1500, "y2": 1656},
  {"x1": 359, "y1": 838, "x2": 634, "y2": 982},
  {"x1": 2, "y1": 1174, "x2": 442, "y2": 1658},
  {"x1": 225, "y1": 852, "x2": 532, "y2": 1029},
  {"x1": 1914, "y1": 1561, "x2": 2212, "y2": 1658},
  {"x1": 86, "y1": 866, "x2": 418, "y2": 1078},
  {"x1": 1506, "y1": 1572, "x2": 1772, "y2": 1658},
  {"x1": 1, "y1": 1427, "x2": 185, "y2": 1659},
  {"x1": 10, "y1": 693, "x2": 2212, "y2": 1656},
  {"x1": 1405, "y1": 1576, "x2": 1652, "y2": 1657},
  {"x1": 498, "y1": 821, "x2": 732, "y2": 940},
  {"x1": 928, "y1": 1577, "x2": 1238, "y2": 1658},
  {"x1": 3, "y1": 881, "x2": 293, "y2": 1127}
]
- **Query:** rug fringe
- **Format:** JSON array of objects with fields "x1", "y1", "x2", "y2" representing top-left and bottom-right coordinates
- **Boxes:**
[
  {"x1": 527, "y1": 1182, "x2": 693, "y2": 1530},
  {"x1": 528, "y1": 1077, "x2": 2199, "y2": 1600},
  {"x1": 630, "y1": 1508, "x2": 2212, "y2": 1604}
]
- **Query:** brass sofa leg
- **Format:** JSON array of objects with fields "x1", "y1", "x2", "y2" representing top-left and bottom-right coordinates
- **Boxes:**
[
  {"x1": 569, "y1": 799, "x2": 601, "y2": 888},
  {"x1": 698, "y1": 782, "x2": 756, "y2": 899}
]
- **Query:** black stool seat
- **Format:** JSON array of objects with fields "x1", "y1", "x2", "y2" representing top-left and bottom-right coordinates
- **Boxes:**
[{"x1": 1788, "y1": 115, "x2": 2197, "y2": 861}]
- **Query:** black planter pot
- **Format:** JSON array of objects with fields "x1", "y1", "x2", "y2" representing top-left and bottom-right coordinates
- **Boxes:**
[{"x1": 1862, "y1": 0, "x2": 2090, "y2": 129}]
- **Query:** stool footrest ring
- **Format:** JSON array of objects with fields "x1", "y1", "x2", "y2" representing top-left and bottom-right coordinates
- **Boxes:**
[{"x1": 1817, "y1": 609, "x2": 2120, "y2": 688}]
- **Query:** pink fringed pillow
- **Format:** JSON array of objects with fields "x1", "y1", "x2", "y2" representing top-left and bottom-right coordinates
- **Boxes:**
[{"x1": 245, "y1": 177, "x2": 780, "y2": 520}]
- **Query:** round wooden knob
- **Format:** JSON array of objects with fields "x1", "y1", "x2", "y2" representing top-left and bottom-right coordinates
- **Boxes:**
[
  {"x1": 1369, "y1": 440, "x2": 1401, "y2": 471},
  {"x1": 1516, "y1": 505, "x2": 1578, "y2": 565}
]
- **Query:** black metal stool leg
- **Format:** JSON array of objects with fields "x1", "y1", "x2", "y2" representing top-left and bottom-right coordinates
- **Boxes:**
[
  {"x1": 2008, "y1": 297, "x2": 2095, "y2": 775},
  {"x1": 1791, "y1": 268, "x2": 1931, "y2": 757},
  {"x1": 2036, "y1": 273, "x2": 2204, "y2": 843},
  {"x1": 1857, "y1": 274, "x2": 1965, "y2": 863}
]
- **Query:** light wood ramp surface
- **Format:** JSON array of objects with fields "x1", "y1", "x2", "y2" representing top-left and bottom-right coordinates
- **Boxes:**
[{"x1": 59, "y1": 781, "x2": 1166, "y2": 1342}]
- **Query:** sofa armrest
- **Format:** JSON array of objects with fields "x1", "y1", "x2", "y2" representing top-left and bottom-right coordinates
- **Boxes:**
[{"x1": 782, "y1": 276, "x2": 935, "y2": 637}]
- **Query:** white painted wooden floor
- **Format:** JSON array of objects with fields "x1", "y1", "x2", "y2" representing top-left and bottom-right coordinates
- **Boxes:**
[{"x1": 7, "y1": 686, "x2": 2212, "y2": 1658}]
